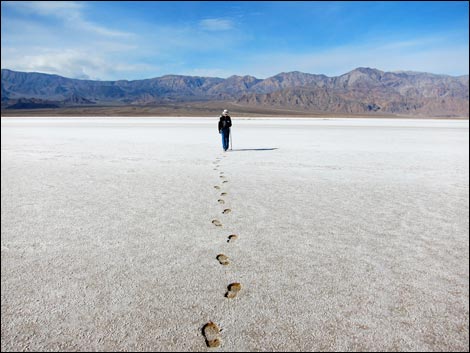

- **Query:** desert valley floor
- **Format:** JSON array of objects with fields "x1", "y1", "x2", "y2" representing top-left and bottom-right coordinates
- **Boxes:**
[{"x1": 1, "y1": 117, "x2": 468, "y2": 351}]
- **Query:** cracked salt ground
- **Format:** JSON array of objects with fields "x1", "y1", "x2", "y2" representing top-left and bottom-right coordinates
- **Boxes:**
[{"x1": 2, "y1": 118, "x2": 467, "y2": 352}]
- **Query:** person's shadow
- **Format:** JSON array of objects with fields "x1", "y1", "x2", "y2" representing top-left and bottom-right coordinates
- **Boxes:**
[{"x1": 230, "y1": 148, "x2": 278, "y2": 152}]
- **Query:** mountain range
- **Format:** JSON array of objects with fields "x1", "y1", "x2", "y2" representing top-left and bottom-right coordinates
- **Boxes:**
[{"x1": 1, "y1": 68, "x2": 468, "y2": 117}]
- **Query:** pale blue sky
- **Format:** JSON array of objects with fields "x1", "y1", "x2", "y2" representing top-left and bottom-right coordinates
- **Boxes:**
[{"x1": 1, "y1": 1, "x2": 468, "y2": 80}]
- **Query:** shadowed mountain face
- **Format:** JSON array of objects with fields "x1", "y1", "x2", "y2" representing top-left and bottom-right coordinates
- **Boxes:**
[{"x1": 1, "y1": 68, "x2": 468, "y2": 117}]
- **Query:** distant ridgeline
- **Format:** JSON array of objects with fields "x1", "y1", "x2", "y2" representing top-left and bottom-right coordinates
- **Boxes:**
[{"x1": 1, "y1": 68, "x2": 468, "y2": 117}]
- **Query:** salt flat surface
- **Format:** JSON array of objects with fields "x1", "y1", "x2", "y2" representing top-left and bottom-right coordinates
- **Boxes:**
[{"x1": 1, "y1": 117, "x2": 469, "y2": 351}]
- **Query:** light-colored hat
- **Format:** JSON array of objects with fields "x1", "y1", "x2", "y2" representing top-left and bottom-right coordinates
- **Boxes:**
[{"x1": 223, "y1": 109, "x2": 229, "y2": 115}]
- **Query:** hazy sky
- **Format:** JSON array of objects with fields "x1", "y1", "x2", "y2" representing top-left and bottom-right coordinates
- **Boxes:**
[{"x1": 1, "y1": 1, "x2": 468, "y2": 80}]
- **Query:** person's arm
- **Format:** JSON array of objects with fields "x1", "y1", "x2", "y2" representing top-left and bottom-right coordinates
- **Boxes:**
[
  {"x1": 218, "y1": 118, "x2": 222, "y2": 132},
  {"x1": 228, "y1": 117, "x2": 232, "y2": 128}
]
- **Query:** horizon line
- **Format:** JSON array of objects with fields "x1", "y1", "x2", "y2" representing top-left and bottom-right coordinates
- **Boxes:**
[{"x1": 1, "y1": 67, "x2": 469, "y2": 82}]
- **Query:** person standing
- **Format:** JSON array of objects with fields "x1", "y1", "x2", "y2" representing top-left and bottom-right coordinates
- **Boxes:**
[{"x1": 218, "y1": 109, "x2": 232, "y2": 151}]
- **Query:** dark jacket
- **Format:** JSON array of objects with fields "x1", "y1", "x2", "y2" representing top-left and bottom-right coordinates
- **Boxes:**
[{"x1": 218, "y1": 115, "x2": 232, "y2": 131}]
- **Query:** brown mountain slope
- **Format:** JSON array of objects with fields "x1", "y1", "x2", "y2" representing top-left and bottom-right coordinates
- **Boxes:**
[{"x1": 2, "y1": 68, "x2": 468, "y2": 117}]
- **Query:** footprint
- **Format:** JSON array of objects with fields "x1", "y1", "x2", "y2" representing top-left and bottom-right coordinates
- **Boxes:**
[
  {"x1": 225, "y1": 283, "x2": 242, "y2": 299},
  {"x1": 222, "y1": 209, "x2": 231, "y2": 214},
  {"x1": 216, "y1": 254, "x2": 230, "y2": 265},
  {"x1": 220, "y1": 172, "x2": 224, "y2": 174},
  {"x1": 202, "y1": 321, "x2": 221, "y2": 348},
  {"x1": 227, "y1": 234, "x2": 238, "y2": 243},
  {"x1": 220, "y1": 192, "x2": 227, "y2": 196},
  {"x1": 220, "y1": 176, "x2": 226, "y2": 179},
  {"x1": 212, "y1": 220, "x2": 222, "y2": 227},
  {"x1": 222, "y1": 180, "x2": 228, "y2": 183},
  {"x1": 218, "y1": 199, "x2": 225, "y2": 204},
  {"x1": 214, "y1": 186, "x2": 220, "y2": 189}
]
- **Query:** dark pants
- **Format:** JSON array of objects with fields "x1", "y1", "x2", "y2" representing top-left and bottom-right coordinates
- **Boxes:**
[{"x1": 221, "y1": 128, "x2": 230, "y2": 150}]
